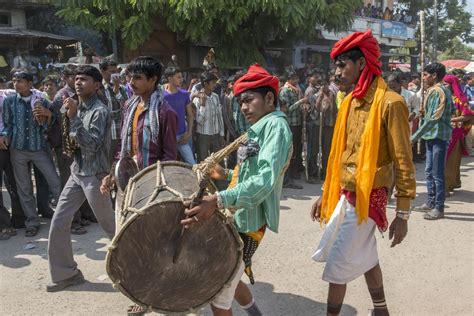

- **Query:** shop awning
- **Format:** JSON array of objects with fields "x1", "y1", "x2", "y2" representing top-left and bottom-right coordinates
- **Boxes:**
[{"x1": 0, "y1": 27, "x2": 76, "y2": 44}]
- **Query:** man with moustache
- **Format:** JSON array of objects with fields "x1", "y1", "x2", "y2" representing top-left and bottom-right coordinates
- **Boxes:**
[
  {"x1": 310, "y1": 30, "x2": 416, "y2": 316},
  {"x1": 47, "y1": 65, "x2": 115, "y2": 292}
]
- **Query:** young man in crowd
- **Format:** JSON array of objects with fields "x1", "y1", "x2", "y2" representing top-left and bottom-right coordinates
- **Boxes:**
[
  {"x1": 304, "y1": 70, "x2": 322, "y2": 184},
  {"x1": 0, "y1": 89, "x2": 25, "y2": 239},
  {"x1": 182, "y1": 64, "x2": 292, "y2": 316},
  {"x1": 194, "y1": 71, "x2": 225, "y2": 163},
  {"x1": 50, "y1": 64, "x2": 96, "y2": 233},
  {"x1": 100, "y1": 56, "x2": 178, "y2": 316},
  {"x1": 47, "y1": 65, "x2": 116, "y2": 292},
  {"x1": 310, "y1": 30, "x2": 416, "y2": 316},
  {"x1": 279, "y1": 69, "x2": 305, "y2": 180},
  {"x1": 1, "y1": 71, "x2": 60, "y2": 237},
  {"x1": 42, "y1": 75, "x2": 59, "y2": 102},
  {"x1": 411, "y1": 63, "x2": 454, "y2": 220},
  {"x1": 306, "y1": 78, "x2": 338, "y2": 182},
  {"x1": 98, "y1": 58, "x2": 128, "y2": 162},
  {"x1": 164, "y1": 66, "x2": 195, "y2": 164}
]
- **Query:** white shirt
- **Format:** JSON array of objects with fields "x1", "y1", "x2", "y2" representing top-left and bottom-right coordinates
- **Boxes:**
[
  {"x1": 400, "y1": 88, "x2": 419, "y2": 113},
  {"x1": 194, "y1": 92, "x2": 224, "y2": 136}
]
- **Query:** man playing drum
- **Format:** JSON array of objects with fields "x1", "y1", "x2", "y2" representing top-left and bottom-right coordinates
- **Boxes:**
[
  {"x1": 100, "y1": 56, "x2": 178, "y2": 316},
  {"x1": 182, "y1": 64, "x2": 292, "y2": 316}
]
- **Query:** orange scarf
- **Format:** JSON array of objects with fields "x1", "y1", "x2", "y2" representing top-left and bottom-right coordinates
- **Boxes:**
[{"x1": 321, "y1": 76, "x2": 387, "y2": 224}]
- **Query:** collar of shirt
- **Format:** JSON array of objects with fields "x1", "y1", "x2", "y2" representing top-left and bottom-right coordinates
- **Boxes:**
[
  {"x1": 249, "y1": 110, "x2": 286, "y2": 135},
  {"x1": 80, "y1": 94, "x2": 99, "y2": 111},
  {"x1": 353, "y1": 79, "x2": 377, "y2": 108}
]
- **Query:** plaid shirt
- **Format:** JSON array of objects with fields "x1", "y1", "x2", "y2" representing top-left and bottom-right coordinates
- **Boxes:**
[
  {"x1": 279, "y1": 84, "x2": 302, "y2": 126},
  {"x1": 411, "y1": 83, "x2": 455, "y2": 142},
  {"x1": 100, "y1": 82, "x2": 128, "y2": 140}
]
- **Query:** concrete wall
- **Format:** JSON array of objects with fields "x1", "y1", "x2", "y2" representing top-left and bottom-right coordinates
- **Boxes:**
[{"x1": 0, "y1": 9, "x2": 27, "y2": 28}]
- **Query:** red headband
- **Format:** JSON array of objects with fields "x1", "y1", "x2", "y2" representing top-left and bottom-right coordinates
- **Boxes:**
[
  {"x1": 331, "y1": 30, "x2": 382, "y2": 98},
  {"x1": 233, "y1": 64, "x2": 279, "y2": 97}
]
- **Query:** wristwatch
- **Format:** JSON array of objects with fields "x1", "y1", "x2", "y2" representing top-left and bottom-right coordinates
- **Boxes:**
[
  {"x1": 396, "y1": 209, "x2": 411, "y2": 220},
  {"x1": 216, "y1": 193, "x2": 225, "y2": 210}
]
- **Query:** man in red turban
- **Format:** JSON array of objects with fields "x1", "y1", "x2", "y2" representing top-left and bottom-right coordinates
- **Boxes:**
[
  {"x1": 182, "y1": 64, "x2": 292, "y2": 316},
  {"x1": 309, "y1": 30, "x2": 416, "y2": 316}
]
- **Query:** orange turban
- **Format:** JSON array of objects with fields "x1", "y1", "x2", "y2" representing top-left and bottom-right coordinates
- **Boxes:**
[
  {"x1": 233, "y1": 64, "x2": 280, "y2": 97},
  {"x1": 330, "y1": 30, "x2": 381, "y2": 98}
]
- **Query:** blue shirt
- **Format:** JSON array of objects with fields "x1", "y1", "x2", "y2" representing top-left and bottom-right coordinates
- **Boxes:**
[
  {"x1": 1, "y1": 93, "x2": 52, "y2": 152},
  {"x1": 163, "y1": 88, "x2": 190, "y2": 135}
]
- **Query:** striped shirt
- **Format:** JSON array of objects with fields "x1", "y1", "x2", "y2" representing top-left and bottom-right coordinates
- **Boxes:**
[
  {"x1": 194, "y1": 92, "x2": 224, "y2": 136},
  {"x1": 101, "y1": 82, "x2": 128, "y2": 140},
  {"x1": 218, "y1": 111, "x2": 292, "y2": 233}
]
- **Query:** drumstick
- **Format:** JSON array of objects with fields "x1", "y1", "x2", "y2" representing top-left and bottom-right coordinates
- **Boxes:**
[{"x1": 173, "y1": 183, "x2": 206, "y2": 264}]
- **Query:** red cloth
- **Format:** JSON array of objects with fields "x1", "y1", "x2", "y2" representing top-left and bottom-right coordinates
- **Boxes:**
[
  {"x1": 233, "y1": 64, "x2": 280, "y2": 97},
  {"x1": 330, "y1": 30, "x2": 382, "y2": 99},
  {"x1": 342, "y1": 187, "x2": 389, "y2": 232}
]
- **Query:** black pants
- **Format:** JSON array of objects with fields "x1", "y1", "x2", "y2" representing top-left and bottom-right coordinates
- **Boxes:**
[
  {"x1": 289, "y1": 125, "x2": 303, "y2": 177},
  {"x1": 0, "y1": 149, "x2": 25, "y2": 229}
]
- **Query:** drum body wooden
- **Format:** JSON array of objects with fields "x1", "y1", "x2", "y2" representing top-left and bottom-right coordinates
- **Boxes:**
[{"x1": 106, "y1": 161, "x2": 243, "y2": 314}]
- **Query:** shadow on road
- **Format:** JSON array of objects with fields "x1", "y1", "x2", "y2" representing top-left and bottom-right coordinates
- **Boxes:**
[
  {"x1": 0, "y1": 219, "x2": 110, "y2": 269},
  {"x1": 251, "y1": 282, "x2": 357, "y2": 316},
  {"x1": 64, "y1": 280, "x2": 115, "y2": 293}
]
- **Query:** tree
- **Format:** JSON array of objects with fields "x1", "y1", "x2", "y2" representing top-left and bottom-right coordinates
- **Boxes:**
[
  {"x1": 439, "y1": 37, "x2": 474, "y2": 60},
  {"x1": 53, "y1": 0, "x2": 362, "y2": 65},
  {"x1": 398, "y1": 0, "x2": 473, "y2": 60}
]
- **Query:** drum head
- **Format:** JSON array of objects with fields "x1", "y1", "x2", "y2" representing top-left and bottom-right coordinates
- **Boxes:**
[{"x1": 106, "y1": 200, "x2": 242, "y2": 314}]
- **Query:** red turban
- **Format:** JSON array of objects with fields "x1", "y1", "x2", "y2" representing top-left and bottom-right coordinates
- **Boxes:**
[
  {"x1": 330, "y1": 30, "x2": 382, "y2": 98},
  {"x1": 233, "y1": 64, "x2": 280, "y2": 97}
]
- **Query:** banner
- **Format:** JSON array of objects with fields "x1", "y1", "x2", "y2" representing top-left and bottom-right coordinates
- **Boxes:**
[{"x1": 381, "y1": 21, "x2": 408, "y2": 39}]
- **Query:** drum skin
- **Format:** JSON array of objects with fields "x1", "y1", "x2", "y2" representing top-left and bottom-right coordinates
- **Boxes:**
[{"x1": 106, "y1": 161, "x2": 243, "y2": 314}]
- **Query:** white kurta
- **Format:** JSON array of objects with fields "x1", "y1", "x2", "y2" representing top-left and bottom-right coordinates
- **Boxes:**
[{"x1": 313, "y1": 195, "x2": 379, "y2": 284}]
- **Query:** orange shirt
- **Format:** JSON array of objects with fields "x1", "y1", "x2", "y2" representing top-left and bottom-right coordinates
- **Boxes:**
[{"x1": 130, "y1": 103, "x2": 145, "y2": 158}]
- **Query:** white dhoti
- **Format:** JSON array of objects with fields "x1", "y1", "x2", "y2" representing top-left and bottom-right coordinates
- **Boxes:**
[{"x1": 312, "y1": 195, "x2": 379, "y2": 284}]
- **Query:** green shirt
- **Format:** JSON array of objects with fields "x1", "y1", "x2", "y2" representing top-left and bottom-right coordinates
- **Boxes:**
[
  {"x1": 411, "y1": 83, "x2": 454, "y2": 142},
  {"x1": 218, "y1": 110, "x2": 292, "y2": 233}
]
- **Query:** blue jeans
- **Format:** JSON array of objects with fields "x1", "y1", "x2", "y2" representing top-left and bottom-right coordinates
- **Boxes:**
[
  {"x1": 425, "y1": 139, "x2": 447, "y2": 211},
  {"x1": 177, "y1": 134, "x2": 196, "y2": 165}
]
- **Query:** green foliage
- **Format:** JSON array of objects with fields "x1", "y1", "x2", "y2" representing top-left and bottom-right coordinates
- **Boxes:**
[
  {"x1": 439, "y1": 37, "x2": 474, "y2": 60},
  {"x1": 398, "y1": 0, "x2": 473, "y2": 53},
  {"x1": 53, "y1": 0, "x2": 362, "y2": 65}
]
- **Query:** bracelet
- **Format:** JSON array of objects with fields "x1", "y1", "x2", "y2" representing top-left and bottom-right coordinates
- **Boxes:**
[
  {"x1": 396, "y1": 209, "x2": 410, "y2": 220},
  {"x1": 216, "y1": 193, "x2": 224, "y2": 210}
]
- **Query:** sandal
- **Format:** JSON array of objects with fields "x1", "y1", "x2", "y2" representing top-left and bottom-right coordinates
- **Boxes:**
[
  {"x1": 25, "y1": 226, "x2": 38, "y2": 237},
  {"x1": 127, "y1": 304, "x2": 146, "y2": 316},
  {"x1": 71, "y1": 225, "x2": 87, "y2": 235}
]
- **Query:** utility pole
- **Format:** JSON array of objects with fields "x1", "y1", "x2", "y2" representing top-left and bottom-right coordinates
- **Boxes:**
[{"x1": 433, "y1": 0, "x2": 438, "y2": 62}]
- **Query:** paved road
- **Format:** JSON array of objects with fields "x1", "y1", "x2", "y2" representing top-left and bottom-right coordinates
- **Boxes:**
[{"x1": 1, "y1": 158, "x2": 473, "y2": 315}]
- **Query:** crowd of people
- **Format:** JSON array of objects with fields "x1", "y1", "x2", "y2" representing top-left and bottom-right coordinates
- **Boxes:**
[
  {"x1": 0, "y1": 29, "x2": 473, "y2": 315},
  {"x1": 354, "y1": 3, "x2": 416, "y2": 25}
]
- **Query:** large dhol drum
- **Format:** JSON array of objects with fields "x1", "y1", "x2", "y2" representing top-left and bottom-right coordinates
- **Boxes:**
[{"x1": 106, "y1": 161, "x2": 243, "y2": 314}]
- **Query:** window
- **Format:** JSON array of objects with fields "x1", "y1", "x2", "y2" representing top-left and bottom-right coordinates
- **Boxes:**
[{"x1": 0, "y1": 12, "x2": 11, "y2": 26}]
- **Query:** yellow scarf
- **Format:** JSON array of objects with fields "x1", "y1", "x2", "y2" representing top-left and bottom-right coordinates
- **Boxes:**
[{"x1": 321, "y1": 76, "x2": 387, "y2": 224}]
